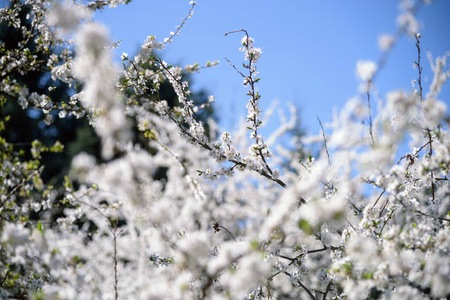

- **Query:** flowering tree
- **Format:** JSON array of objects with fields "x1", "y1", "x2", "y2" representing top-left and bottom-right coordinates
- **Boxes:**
[{"x1": 1, "y1": 0, "x2": 449, "y2": 299}]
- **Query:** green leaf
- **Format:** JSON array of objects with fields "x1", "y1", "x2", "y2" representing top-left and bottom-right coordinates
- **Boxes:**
[
  {"x1": 144, "y1": 130, "x2": 157, "y2": 140},
  {"x1": 250, "y1": 240, "x2": 259, "y2": 251},
  {"x1": 49, "y1": 140, "x2": 64, "y2": 153},
  {"x1": 343, "y1": 261, "x2": 353, "y2": 273},
  {"x1": 37, "y1": 221, "x2": 44, "y2": 234},
  {"x1": 298, "y1": 220, "x2": 313, "y2": 235}
]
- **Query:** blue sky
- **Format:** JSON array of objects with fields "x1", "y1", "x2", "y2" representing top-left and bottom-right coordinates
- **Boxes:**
[{"x1": 94, "y1": 0, "x2": 450, "y2": 137}]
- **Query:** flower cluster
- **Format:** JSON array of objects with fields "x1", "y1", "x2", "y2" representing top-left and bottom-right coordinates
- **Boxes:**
[
  {"x1": 240, "y1": 36, "x2": 262, "y2": 62},
  {"x1": 149, "y1": 254, "x2": 174, "y2": 268}
]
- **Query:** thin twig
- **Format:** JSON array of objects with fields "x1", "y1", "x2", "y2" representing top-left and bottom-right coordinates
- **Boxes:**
[
  {"x1": 109, "y1": 220, "x2": 124, "y2": 300},
  {"x1": 317, "y1": 116, "x2": 331, "y2": 166},
  {"x1": 162, "y1": 2, "x2": 197, "y2": 46},
  {"x1": 426, "y1": 129, "x2": 436, "y2": 202},
  {"x1": 349, "y1": 201, "x2": 362, "y2": 213},
  {"x1": 415, "y1": 34, "x2": 423, "y2": 101},
  {"x1": 346, "y1": 218, "x2": 357, "y2": 232},
  {"x1": 379, "y1": 209, "x2": 395, "y2": 235},
  {"x1": 435, "y1": 177, "x2": 448, "y2": 181},
  {"x1": 415, "y1": 34, "x2": 435, "y2": 203},
  {"x1": 322, "y1": 281, "x2": 332, "y2": 300},
  {"x1": 378, "y1": 196, "x2": 390, "y2": 218},
  {"x1": 0, "y1": 267, "x2": 13, "y2": 288},
  {"x1": 283, "y1": 271, "x2": 316, "y2": 300},
  {"x1": 224, "y1": 57, "x2": 246, "y2": 78},
  {"x1": 276, "y1": 246, "x2": 331, "y2": 263},
  {"x1": 414, "y1": 209, "x2": 450, "y2": 222},
  {"x1": 212, "y1": 222, "x2": 237, "y2": 242},
  {"x1": 371, "y1": 189, "x2": 386, "y2": 210},
  {"x1": 306, "y1": 246, "x2": 329, "y2": 255},
  {"x1": 366, "y1": 86, "x2": 375, "y2": 147},
  {"x1": 397, "y1": 140, "x2": 430, "y2": 165}
]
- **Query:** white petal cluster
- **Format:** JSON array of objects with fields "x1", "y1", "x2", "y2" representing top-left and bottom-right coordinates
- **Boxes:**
[
  {"x1": 356, "y1": 60, "x2": 377, "y2": 82},
  {"x1": 46, "y1": 1, "x2": 91, "y2": 35},
  {"x1": 240, "y1": 36, "x2": 262, "y2": 62}
]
